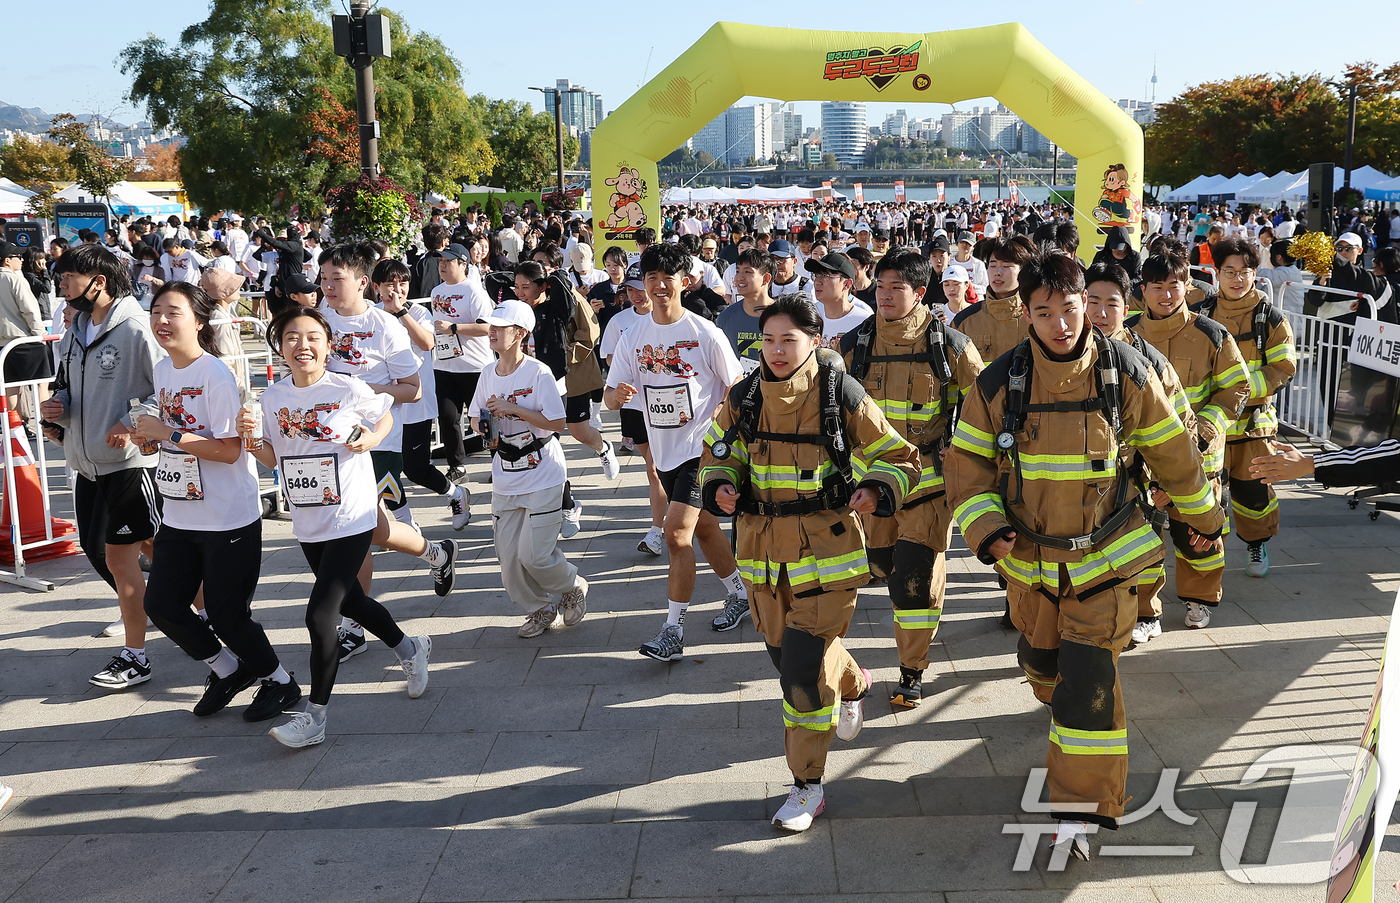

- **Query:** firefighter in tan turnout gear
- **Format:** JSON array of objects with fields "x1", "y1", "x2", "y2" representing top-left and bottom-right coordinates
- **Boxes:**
[
  {"x1": 1127, "y1": 246, "x2": 1252, "y2": 632},
  {"x1": 838, "y1": 249, "x2": 985, "y2": 706},
  {"x1": 945, "y1": 252, "x2": 1225, "y2": 861},
  {"x1": 1190, "y1": 238, "x2": 1296, "y2": 578},
  {"x1": 700, "y1": 294, "x2": 920, "y2": 834}
]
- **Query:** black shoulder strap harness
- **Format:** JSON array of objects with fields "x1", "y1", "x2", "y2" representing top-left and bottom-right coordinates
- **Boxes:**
[
  {"x1": 847, "y1": 313, "x2": 957, "y2": 455},
  {"x1": 1196, "y1": 295, "x2": 1272, "y2": 356},
  {"x1": 711, "y1": 361, "x2": 862, "y2": 517},
  {"x1": 492, "y1": 434, "x2": 556, "y2": 463},
  {"x1": 992, "y1": 331, "x2": 1163, "y2": 552}
]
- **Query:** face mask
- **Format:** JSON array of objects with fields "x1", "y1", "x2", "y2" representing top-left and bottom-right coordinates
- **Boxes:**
[{"x1": 68, "y1": 276, "x2": 100, "y2": 313}]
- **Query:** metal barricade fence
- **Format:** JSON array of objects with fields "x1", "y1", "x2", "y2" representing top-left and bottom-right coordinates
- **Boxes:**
[
  {"x1": 1273, "y1": 284, "x2": 1376, "y2": 444},
  {"x1": 0, "y1": 334, "x2": 67, "y2": 591}
]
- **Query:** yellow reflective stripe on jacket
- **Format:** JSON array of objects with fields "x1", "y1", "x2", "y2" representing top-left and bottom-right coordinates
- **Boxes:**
[
  {"x1": 1231, "y1": 495, "x2": 1279, "y2": 520},
  {"x1": 1215, "y1": 361, "x2": 1249, "y2": 391},
  {"x1": 1227, "y1": 404, "x2": 1277, "y2": 437},
  {"x1": 999, "y1": 553, "x2": 1058, "y2": 592},
  {"x1": 1265, "y1": 341, "x2": 1295, "y2": 365},
  {"x1": 1016, "y1": 452, "x2": 1117, "y2": 481},
  {"x1": 1175, "y1": 542, "x2": 1225, "y2": 571},
  {"x1": 860, "y1": 429, "x2": 904, "y2": 460},
  {"x1": 1196, "y1": 404, "x2": 1228, "y2": 440},
  {"x1": 1128, "y1": 413, "x2": 1184, "y2": 448},
  {"x1": 1203, "y1": 447, "x2": 1225, "y2": 473},
  {"x1": 744, "y1": 549, "x2": 870, "y2": 589},
  {"x1": 1049, "y1": 721, "x2": 1128, "y2": 756},
  {"x1": 952, "y1": 421, "x2": 997, "y2": 458},
  {"x1": 747, "y1": 460, "x2": 838, "y2": 492},
  {"x1": 1136, "y1": 563, "x2": 1164, "y2": 586},
  {"x1": 784, "y1": 700, "x2": 836, "y2": 731},
  {"x1": 867, "y1": 459, "x2": 913, "y2": 498},
  {"x1": 1024, "y1": 669, "x2": 1057, "y2": 688},
  {"x1": 1183, "y1": 380, "x2": 1212, "y2": 407},
  {"x1": 1169, "y1": 481, "x2": 1215, "y2": 516},
  {"x1": 1243, "y1": 361, "x2": 1268, "y2": 399},
  {"x1": 893, "y1": 608, "x2": 941, "y2": 629},
  {"x1": 699, "y1": 464, "x2": 744, "y2": 487},
  {"x1": 911, "y1": 466, "x2": 945, "y2": 496},
  {"x1": 704, "y1": 420, "x2": 751, "y2": 464},
  {"x1": 878, "y1": 397, "x2": 942, "y2": 426},
  {"x1": 1170, "y1": 390, "x2": 1191, "y2": 424},
  {"x1": 1063, "y1": 523, "x2": 1162, "y2": 587},
  {"x1": 953, "y1": 492, "x2": 1004, "y2": 533}
]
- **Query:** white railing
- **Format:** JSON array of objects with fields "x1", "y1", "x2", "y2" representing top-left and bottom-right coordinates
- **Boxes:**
[
  {"x1": 1273, "y1": 284, "x2": 1378, "y2": 443},
  {"x1": 0, "y1": 334, "x2": 67, "y2": 591}
]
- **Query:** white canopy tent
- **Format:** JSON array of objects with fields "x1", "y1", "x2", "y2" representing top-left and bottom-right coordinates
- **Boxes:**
[
  {"x1": 55, "y1": 181, "x2": 182, "y2": 217},
  {"x1": 1164, "y1": 175, "x2": 1227, "y2": 202},
  {"x1": 1237, "y1": 171, "x2": 1300, "y2": 205},
  {"x1": 0, "y1": 188, "x2": 32, "y2": 216},
  {"x1": 1365, "y1": 175, "x2": 1400, "y2": 203}
]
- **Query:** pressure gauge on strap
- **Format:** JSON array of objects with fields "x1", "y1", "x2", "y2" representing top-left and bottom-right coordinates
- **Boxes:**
[{"x1": 995, "y1": 431, "x2": 1017, "y2": 451}]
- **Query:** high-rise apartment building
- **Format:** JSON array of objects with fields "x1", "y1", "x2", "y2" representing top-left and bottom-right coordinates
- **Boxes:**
[{"x1": 820, "y1": 101, "x2": 868, "y2": 167}]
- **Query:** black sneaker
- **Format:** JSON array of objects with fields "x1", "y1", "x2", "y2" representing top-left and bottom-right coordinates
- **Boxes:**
[
  {"x1": 192, "y1": 661, "x2": 258, "y2": 717},
  {"x1": 431, "y1": 539, "x2": 457, "y2": 597},
  {"x1": 889, "y1": 666, "x2": 924, "y2": 708},
  {"x1": 89, "y1": 650, "x2": 152, "y2": 690},
  {"x1": 338, "y1": 628, "x2": 367, "y2": 662},
  {"x1": 243, "y1": 674, "x2": 303, "y2": 722},
  {"x1": 446, "y1": 466, "x2": 468, "y2": 484}
]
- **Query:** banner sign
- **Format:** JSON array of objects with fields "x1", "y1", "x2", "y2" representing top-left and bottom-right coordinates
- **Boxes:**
[
  {"x1": 1009, "y1": 179, "x2": 1019, "y2": 204},
  {"x1": 853, "y1": 183, "x2": 864, "y2": 204},
  {"x1": 894, "y1": 180, "x2": 905, "y2": 202},
  {"x1": 969, "y1": 180, "x2": 981, "y2": 203},
  {"x1": 936, "y1": 182, "x2": 945, "y2": 203},
  {"x1": 1349, "y1": 318, "x2": 1400, "y2": 379}
]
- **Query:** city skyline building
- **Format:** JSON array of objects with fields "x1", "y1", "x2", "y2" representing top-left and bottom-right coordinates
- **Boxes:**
[{"x1": 820, "y1": 101, "x2": 868, "y2": 167}]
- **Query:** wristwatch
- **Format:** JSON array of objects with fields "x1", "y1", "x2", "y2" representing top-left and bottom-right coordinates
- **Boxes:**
[
  {"x1": 450, "y1": 323, "x2": 458, "y2": 335},
  {"x1": 169, "y1": 431, "x2": 183, "y2": 446},
  {"x1": 389, "y1": 307, "x2": 408, "y2": 319}
]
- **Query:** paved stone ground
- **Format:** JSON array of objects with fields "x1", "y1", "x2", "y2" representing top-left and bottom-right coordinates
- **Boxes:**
[{"x1": 2, "y1": 424, "x2": 1398, "y2": 902}]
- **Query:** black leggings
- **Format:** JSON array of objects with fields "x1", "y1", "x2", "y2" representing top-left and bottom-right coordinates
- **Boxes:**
[
  {"x1": 401, "y1": 418, "x2": 452, "y2": 495},
  {"x1": 144, "y1": 520, "x2": 279, "y2": 676},
  {"x1": 435, "y1": 370, "x2": 480, "y2": 468},
  {"x1": 300, "y1": 529, "x2": 405, "y2": 705}
]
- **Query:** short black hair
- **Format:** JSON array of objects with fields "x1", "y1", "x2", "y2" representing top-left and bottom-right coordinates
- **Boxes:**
[
  {"x1": 1212, "y1": 238, "x2": 1260, "y2": 270},
  {"x1": 1084, "y1": 262, "x2": 1131, "y2": 299},
  {"x1": 531, "y1": 242, "x2": 564, "y2": 269},
  {"x1": 1018, "y1": 251, "x2": 1085, "y2": 307},
  {"x1": 986, "y1": 233, "x2": 1037, "y2": 267},
  {"x1": 676, "y1": 233, "x2": 701, "y2": 253},
  {"x1": 633, "y1": 227, "x2": 657, "y2": 247},
  {"x1": 873, "y1": 249, "x2": 931, "y2": 290},
  {"x1": 1375, "y1": 246, "x2": 1400, "y2": 276},
  {"x1": 759, "y1": 292, "x2": 823, "y2": 338},
  {"x1": 639, "y1": 242, "x2": 691, "y2": 277},
  {"x1": 161, "y1": 238, "x2": 179, "y2": 252},
  {"x1": 268, "y1": 305, "x2": 333, "y2": 356},
  {"x1": 318, "y1": 242, "x2": 378, "y2": 279},
  {"x1": 601, "y1": 245, "x2": 629, "y2": 267},
  {"x1": 735, "y1": 248, "x2": 772, "y2": 278},
  {"x1": 1269, "y1": 239, "x2": 1296, "y2": 268},
  {"x1": 845, "y1": 245, "x2": 875, "y2": 272},
  {"x1": 514, "y1": 260, "x2": 549, "y2": 284},
  {"x1": 1141, "y1": 247, "x2": 1191, "y2": 284},
  {"x1": 54, "y1": 244, "x2": 133, "y2": 297},
  {"x1": 372, "y1": 257, "x2": 411, "y2": 284}
]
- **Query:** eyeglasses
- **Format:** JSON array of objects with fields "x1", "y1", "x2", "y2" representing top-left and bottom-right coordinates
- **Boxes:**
[{"x1": 1219, "y1": 267, "x2": 1254, "y2": 280}]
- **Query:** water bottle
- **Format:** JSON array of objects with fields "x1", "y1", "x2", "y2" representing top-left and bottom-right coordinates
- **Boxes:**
[
  {"x1": 128, "y1": 399, "x2": 160, "y2": 456},
  {"x1": 241, "y1": 400, "x2": 264, "y2": 451},
  {"x1": 480, "y1": 407, "x2": 498, "y2": 448}
]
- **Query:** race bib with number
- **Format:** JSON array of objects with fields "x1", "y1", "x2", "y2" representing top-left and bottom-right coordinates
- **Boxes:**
[
  {"x1": 156, "y1": 449, "x2": 204, "y2": 501},
  {"x1": 281, "y1": 454, "x2": 342, "y2": 508},
  {"x1": 434, "y1": 331, "x2": 462, "y2": 361},
  {"x1": 644, "y1": 384, "x2": 694, "y2": 429},
  {"x1": 739, "y1": 357, "x2": 761, "y2": 375}
]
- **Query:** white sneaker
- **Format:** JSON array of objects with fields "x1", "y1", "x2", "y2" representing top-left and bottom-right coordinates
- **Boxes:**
[
  {"x1": 637, "y1": 526, "x2": 664, "y2": 556},
  {"x1": 772, "y1": 782, "x2": 825, "y2": 831},
  {"x1": 104, "y1": 616, "x2": 154, "y2": 638},
  {"x1": 560, "y1": 577, "x2": 589, "y2": 626},
  {"x1": 0, "y1": 782, "x2": 13, "y2": 813},
  {"x1": 1052, "y1": 820, "x2": 1092, "y2": 861},
  {"x1": 1184, "y1": 601, "x2": 1211, "y2": 629},
  {"x1": 268, "y1": 710, "x2": 326, "y2": 748},
  {"x1": 599, "y1": 442, "x2": 620, "y2": 480},
  {"x1": 836, "y1": 668, "x2": 871, "y2": 741},
  {"x1": 449, "y1": 486, "x2": 470, "y2": 532},
  {"x1": 560, "y1": 502, "x2": 583, "y2": 539},
  {"x1": 1130, "y1": 617, "x2": 1162, "y2": 647},
  {"x1": 399, "y1": 635, "x2": 432, "y2": 698}
]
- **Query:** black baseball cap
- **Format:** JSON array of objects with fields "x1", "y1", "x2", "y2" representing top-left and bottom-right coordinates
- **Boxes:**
[
  {"x1": 928, "y1": 236, "x2": 951, "y2": 254},
  {"x1": 439, "y1": 242, "x2": 472, "y2": 261},
  {"x1": 804, "y1": 252, "x2": 856, "y2": 280},
  {"x1": 871, "y1": 227, "x2": 889, "y2": 241},
  {"x1": 0, "y1": 241, "x2": 21, "y2": 259},
  {"x1": 623, "y1": 262, "x2": 644, "y2": 289},
  {"x1": 284, "y1": 272, "x2": 319, "y2": 295}
]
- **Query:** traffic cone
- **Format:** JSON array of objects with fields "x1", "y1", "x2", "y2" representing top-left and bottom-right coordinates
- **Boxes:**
[{"x1": 0, "y1": 408, "x2": 80, "y2": 564}]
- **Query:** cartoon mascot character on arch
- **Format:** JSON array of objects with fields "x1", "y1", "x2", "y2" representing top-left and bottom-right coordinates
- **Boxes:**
[{"x1": 604, "y1": 166, "x2": 648, "y2": 231}]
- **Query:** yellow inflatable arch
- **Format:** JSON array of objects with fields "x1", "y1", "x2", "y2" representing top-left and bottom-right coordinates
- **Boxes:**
[{"x1": 590, "y1": 22, "x2": 1143, "y2": 264}]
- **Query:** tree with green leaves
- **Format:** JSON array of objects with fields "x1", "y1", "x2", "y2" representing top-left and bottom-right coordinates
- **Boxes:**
[
  {"x1": 47, "y1": 114, "x2": 135, "y2": 202},
  {"x1": 0, "y1": 135, "x2": 76, "y2": 185},
  {"x1": 473, "y1": 96, "x2": 578, "y2": 191},
  {"x1": 120, "y1": 0, "x2": 492, "y2": 215}
]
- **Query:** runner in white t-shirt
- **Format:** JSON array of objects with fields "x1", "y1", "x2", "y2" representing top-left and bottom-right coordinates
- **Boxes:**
[
  {"x1": 468, "y1": 299, "x2": 590, "y2": 638},
  {"x1": 600, "y1": 263, "x2": 668, "y2": 556},
  {"x1": 371, "y1": 259, "x2": 470, "y2": 534},
  {"x1": 130, "y1": 282, "x2": 299, "y2": 722},
  {"x1": 239, "y1": 305, "x2": 432, "y2": 749},
  {"x1": 605, "y1": 243, "x2": 747, "y2": 662},
  {"x1": 805, "y1": 252, "x2": 874, "y2": 350},
  {"x1": 429, "y1": 243, "x2": 493, "y2": 484},
  {"x1": 317, "y1": 245, "x2": 459, "y2": 661}
]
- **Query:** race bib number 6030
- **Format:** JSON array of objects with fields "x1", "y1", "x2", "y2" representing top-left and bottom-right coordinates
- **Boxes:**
[{"x1": 643, "y1": 384, "x2": 694, "y2": 430}]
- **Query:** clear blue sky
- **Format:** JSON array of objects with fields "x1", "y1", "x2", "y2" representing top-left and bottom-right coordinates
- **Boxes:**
[{"x1": 5, "y1": 0, "x2": 1391, "y2": 135}]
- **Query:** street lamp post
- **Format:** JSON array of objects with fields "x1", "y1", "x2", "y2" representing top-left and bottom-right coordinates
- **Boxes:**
[
  {"x1": 332, "y1": 2, "x2": 392, "y2": 179},
  {"x1": 1326, "y1": 78, "x2": 1360, "y2": 192},
  {"x1": 529, "y1": 85, "x2": 586, "y2": 208}
]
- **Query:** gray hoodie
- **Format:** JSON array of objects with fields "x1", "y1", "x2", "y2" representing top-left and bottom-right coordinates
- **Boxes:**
[{"x1": 52, "y1": 295, "x2": 167, "y2": 479}]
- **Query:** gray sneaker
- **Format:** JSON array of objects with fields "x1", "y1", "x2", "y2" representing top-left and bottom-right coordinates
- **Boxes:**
[
  {"x1": 710, "y1": 592, "x2": 750, "y2": 632},
  {"x1": 639, "y1": 623, "x2": 684, "y2": 662},
  {"x1": 519, "y1": 606, "x2": 558, "y2": 639},
  {"x1": 560, "y1": 577, "x2": 589, "y2": 626},
  {"x1": 399, "y1": 635, "x2": 432, "y2": 698}
]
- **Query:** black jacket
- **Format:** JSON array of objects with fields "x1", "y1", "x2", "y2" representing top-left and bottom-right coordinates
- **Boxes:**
[
  {"x1": 1308, "y1": 255, "x2": 1392, "y2": 325},
  {"x1": 409, "y1": 251, "x2": 444, "y2": 300}
]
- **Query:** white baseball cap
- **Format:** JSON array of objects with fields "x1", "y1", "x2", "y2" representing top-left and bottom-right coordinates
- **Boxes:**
[
  {"x1": 942, "y1": 263, "x2": 970, "y2": 284},
  {"x1": 1336, "y1": 232, "x2": 1364, "y2": 249},
  {"x1": 481, "y1": 298, "x2": 536, "y2": 333}
]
